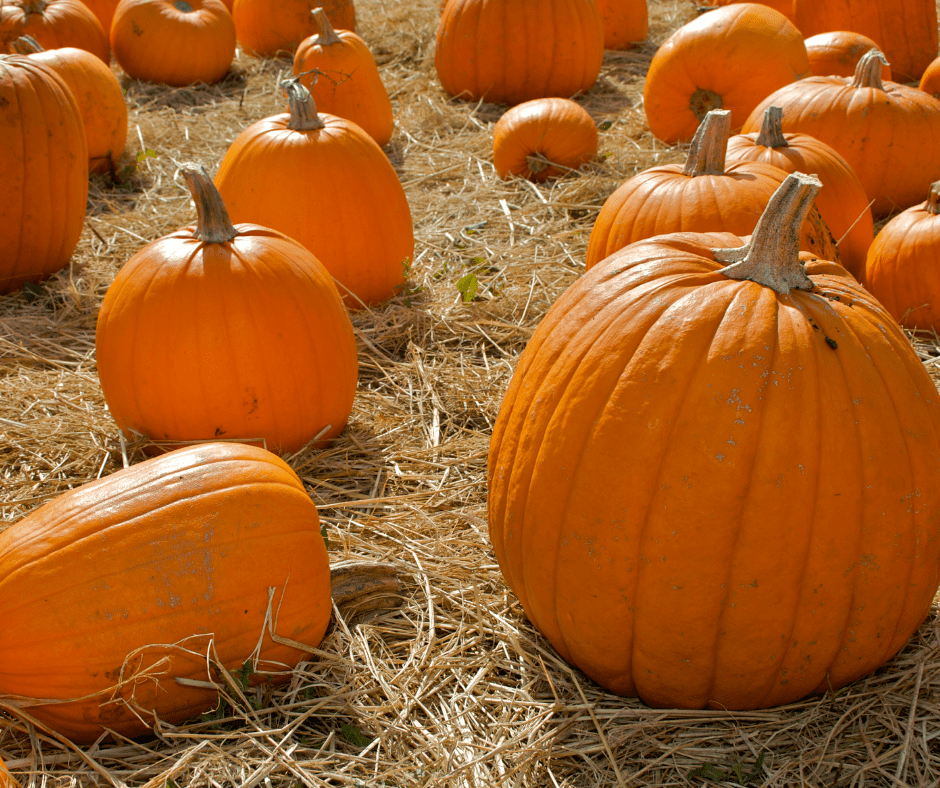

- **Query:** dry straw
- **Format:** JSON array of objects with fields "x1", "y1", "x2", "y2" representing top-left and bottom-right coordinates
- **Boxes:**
[{"x1": 2, "y1": 0, "x2": 939, "y2": 785}]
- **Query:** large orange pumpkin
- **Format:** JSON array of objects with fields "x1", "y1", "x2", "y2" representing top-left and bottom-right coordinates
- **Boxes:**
[
  {"x1": 233, "y1": 0, "x2": 354, "y2": 57},
  {"x1": 726, "y1": 105, "x2": 873, "y2": 279},
  {"x1": 0, "y1": 0, "x2": 109, "y2": 63},
  {"x1": 0, "y1": 442, "x2": 332, "y2": 742},
  {"x1": 215, "y1": 79, "x2": 414, "y2": 309},
  {"x1": 643, "y1": 3, "x2": 809, "y2": 144},
  {"x1": 793, "y1": 0, "x2": 937, "y2": 82},
  {"x1": 488, "y1": 173, "x2": 940, "y2": 709},
  {"x1": 0, "y1": 54, "x2": 87, "y2": 295},
  {"x1": 742, "y1": 50, "x2": 940, "y2": 218},
  {"x1": 435, "y1": 0, "x2": 604, "y2": 106},
  {"x1": 594, "y1": 0, "x2": 646, "y2": 50},
  {"x1": 586, "y1": 110, "x2": 837, "y2": 269},
  {"x1": 803, "y1": 31, "x2": 891, "y2": 81},
  {"x1": 96, "y1": 166, "x2": 358, "y2": 453}
]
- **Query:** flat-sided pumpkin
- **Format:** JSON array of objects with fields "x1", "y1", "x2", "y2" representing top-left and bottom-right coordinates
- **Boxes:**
[
  {"x1": 488, "y1": 173, "x2": 940, "y2": 709},
  {"x1": 0, "y1": 0, "x2": 109, "y2": 63},
  {"x1": 96, "y1": 166, "x2": 358, "y2": 453}
]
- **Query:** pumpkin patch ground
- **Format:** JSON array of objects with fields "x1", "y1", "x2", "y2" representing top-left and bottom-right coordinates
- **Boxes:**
[{"x1": 2, "y1": 0, "x2": 940, "y2": 785}]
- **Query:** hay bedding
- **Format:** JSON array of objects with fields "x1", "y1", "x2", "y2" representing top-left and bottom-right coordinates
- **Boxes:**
[{"x1": 2, "y1": 0, "x2": 940, "y2": 784}]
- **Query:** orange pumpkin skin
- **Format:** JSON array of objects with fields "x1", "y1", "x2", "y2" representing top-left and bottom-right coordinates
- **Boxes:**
[
  {"x1": 13, "y1": 38, "x2": 127, "y2": 174},
  {"x1": 0, "y1": 0, "x2": 109, "y2": 63},
  {"x1": 793, "y1": 0, "x2": 937, "y2": 82},
  {"x1": 742, "y1": 51, "x2": 940, "y2": 218},
  {"x1": 0, "y1": 442, "x2": 332, "y2": 743},
  {"x1": 0, "y1": 759, "x2": 20, "y2": 788},
  {"x1": 864, "y1": 183, "x2": 940, "y2": 330},
  {"x1": 111, "y1": 0, "x2": 235, "y2": 87},
  {"x1": 699, "y1": 0, "x2": 795, "y2": 22},
  {"x1": 488, "y1": 186, "x2": 940, "y2": 708},
  {"x1": 435, "y1": 0, "x2": 604, "y2": 106},
  {"x1": 918, "y1": 57, "x2": 940, "y2": 100},
  {"x1": 233, "y1": 0, "x2": 355, "y2": 57},
  {"x1": 643, "y1": 3, "x2": 809, "y2": 144},
  {"x1": 292, "y1": 8, "x2": 393, "y2": 147},
  {"x1": 594, "y1": 0, "x2": 647, "y2": 50},
  {"x1": 96, "y1": 169, "x2": 358, "y2": 453},
  {"x1": 79, "y1": 0, "x2": 121, "y2": 35},
  {"x1": 0, "y1": 54, "x2": 87, "y2": 295},
  {"x1": 493, "y1": 98, "x2": 597, "y2": 182},
  {"x1": 804, "y1": 31, "x2": 891, "y2": 81},
  {"x1": 726, "y1": 107, "x2": 873, "y2": 279}
]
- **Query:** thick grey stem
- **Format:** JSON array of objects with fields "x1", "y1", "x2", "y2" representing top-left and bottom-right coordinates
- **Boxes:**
[
  {"x1": 754, "y1": 106, "x2": 788, "y2": 149},
  {"x1": 282, "y1": 78, "x2": 326, "y2": 131},
  {"x1": 682, "y1": 109, "x2": 731, "y2": 177},
  {"x1": 928, "y1": 182, "x2": 940, "y2": 216},
  {"x1": 312, "y1": 7, "x2": 342, "y2": 44},
  {"x1": 180, "y1": 165, "x2": 238, "y2": 244},
  {"x1": 851, "y1": 49, "x2": 888, "y2": 91}
]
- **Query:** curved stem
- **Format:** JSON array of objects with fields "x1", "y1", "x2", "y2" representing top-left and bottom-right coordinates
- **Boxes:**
[
  {"x1": 312, "y1": 7, "x2": 342, "y2": 45},
  {"x1": 281, "y1": 78, "x2": 326, "y2": 131},
  {"x1": 715, "y1": 172, "x2": 821, "y2": 294},
  {"x1": 928, "y1": 182, "x2": 940, "y2": 216},
  {"x1": 851, "y1": 49, "x2": 888, "y2": 91},
  {"x1": 180, "y1": 165, "x2": 238, "y2": 244},
  {"x1": 11, "y1": 35, "x2": 43, "y2": 54},
  {"x1": 682, "y1": 109, "x2": 731, "y2": 177},
  {"x1": 330, "y1": 561, "x2": 402, "y2": 617},
  {"x1": 20, "y1": 0, "x2": 47, "y2": 15},
  {"x1": 754, "y1": 106, "x2": 789, "y2": 149}
]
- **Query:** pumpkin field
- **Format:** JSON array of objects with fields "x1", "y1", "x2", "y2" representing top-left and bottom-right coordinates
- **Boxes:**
[{"x1": 3, "y1": 0, "x2": 940, "y2": 785}]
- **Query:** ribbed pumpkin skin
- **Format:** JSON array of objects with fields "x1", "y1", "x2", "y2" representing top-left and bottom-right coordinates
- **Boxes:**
[
  {"x1": 488, "y1": 234, "x2": 940, "y2": 709},
  {"x1": 292, "y1": 14, "x2": 393, "y2": 147},
  {"x1": 215, "y1": 112, "x2": 414, "y2": 308},
  {"x1": 493, "y1": 98, "x2": 598, "y2": 182},
  {"x1": 643, "y1": 4, "x2": 809, "y2": 144},
  {"x1": 96, "y1": 218, "x2": 358, "y2": 453},
  {"x1": 14, "y1": 41, "x2": 127, "y2": 174},
  {"x1": 864, "y1": 189, "x2": 940, "y2": 330},
  {"x1": 742, "y1": 69, "x2": 940, "y2": 218},
  {"x1": 793, "y1": 0, "x2": 937, "y2": 82},
  {"x1": 804, "y1": 31, "x2": 891, "y2": 81},
  {"x1": 233, "y1": 0, "x2": 355, "y2": 57},
  {"x1": 111, "y1": 0, "x2": 236, "y2": 87},
  {"x1": 595, "y1": 0, "x2": 647, "y2": 50},
  {"x1": 726, "y1": 128, "x2": 873, "y2": 278},
  {"x1": 80, "y1": 0, "x2": 120, "y2": 35},
  {"x1": 0, "y1": 0, "x2": 109, "y2": 63},
  {"x1": 0, "y1": 443, "x2": 332, "y2": 742},
  {"x1": 435, "y1": 0, "x2": 604, "y2": 106},
  {"x1": 0, "y1": 55, "x2": 87, "y2": 295},
  {"x1": 699, "y1": 0, "x2": 794, "y2": 22}
]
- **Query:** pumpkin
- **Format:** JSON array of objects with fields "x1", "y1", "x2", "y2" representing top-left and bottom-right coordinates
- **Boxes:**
[
  {"x1": 111, "y1": 0, "x2": 236, "y2": 87},
  {"x1": 492, "y1": 97, "x2": 598, "y2": 182},
  {"x1": 215, "y1": 79, "x2": 414, "y2": 309},
  {"x1": 918, "y1": 57, "x2": 940, "y2": 100},
  {"x1": 725, "y1": 105, "x2": 873, "y2": 279},
  {"x1": 435, "y1": 0, "x2": 604, "y2": 106},
  {"x1": 643, "y1": 3, "x2": 809, "y2": 144},
  {"x1": 292, "y1": 7, "x2": 393, "y2": 148},
  {"x1": 742, "y1": 50, "x2": 940, "y2": 218},
  {"x1": 12, "y1": 36, "x2": 127, "y2": 175},
  {"x1": 79, "y1": 0, "x2": 121, "y2": 35},
  {"x1": 488, "y1": 172, "x2": 940, "y2": 709},
  {"x1": 863, "y1": 181, "x2": 940, "y2": 330},
  {"x1": 96, "y1": 166, "x2": 358, "y2": 453},
  {"x1": 0, "y1": 759, "x2": 19, "y2": 788},
  {"x1": 594, "y1": 0, "x2": 647, "y2": 51},
  {"x1": 804, "y1": 31, "x2": 891, "y2": 81},
  {"x1": 698, "y1": 0, "x2": 795, "y2": 22},
  {"x1": 0, "y1": 442, "x2": 333, "y2": 742},
  {"x1": 0, "y1": 0, "x2": 109, "y2": 62},
  {"x1": 0, "y1": 54, "x2": 87, "y2": 295},
  {"x1": 586, "y1": 110, "x2": 838, "y2": 269},
  {"x1": 233, "y1": 0, "x2": 355, "y2": 57},
  {"x1": 793, "y1": 0, "x2": 937, "y2": 82}
]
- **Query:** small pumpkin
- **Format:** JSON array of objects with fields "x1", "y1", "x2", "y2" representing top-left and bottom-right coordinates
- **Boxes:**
[
  {"x1": 643, "y1": 3, "x2": 809, "y2": 144},
  {"x1": 594, "y1": 0, "x2": 647, "y2": 51},
  {"x1": 0, "y1": 0, "x2": 109, "y2": 63},
  {"x1": 12, "y1": 35, "x2": 127, "y2": 175},
  {"x1": 111, "y1": 0, "x2": 236, "y2": 87},
  {"x1": 215, "y1": 79, "x2": 414, "y2": 309},
  {"x1": 918, "y1": 57, "x2": 940, "y2": 100},
  {"x1": 0, "y1": 53, "x2": 87, "y2": 295},
  {"x1": 492, "y1": 97, "x2": 598, "y2": 182},
  {"x1": 96, "y1": 166, "x2": 358, "y2": 453},
  {"x1": 234, "y1": 0, "x2": 355, "y2": 57},
  {"x1": 489, "y1": 172, "x2": 940, "y2": 709},
  {"x1": 586, "y1": 110, "x2": 838, "y2": 269},
  {"x1": 435, "y1": 0, "x2": 604, "y2": 106},
  {"x1": 804, "y1": 31, "x2": 891, "y2": 80},
  {"x1": 863, "y1": 181, "x2": 940, "y2": 329},
  {"x1": 292, "y1": 8, "x2": 393, "y2": 147}
]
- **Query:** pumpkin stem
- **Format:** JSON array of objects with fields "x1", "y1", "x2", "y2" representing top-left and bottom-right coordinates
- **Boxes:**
[
  {"x1": 754, "y1": 106, "x2": 789, "y2": 149},
  {"x1": 715, "y1": 172, "x2": 821, "y2": 294},
  {"x1": 311, "y1": 7, "x2": 343, "y2": 45},
  {"x1": 11, "y1": 35, "x2": 44, "y2": 54},
  {"x1": 20, "y1": 0, "x2": 48, "y2": 16},
  {"x1": 330, "y1": 561, "x2": 402, "y2": 617},
  {"x1": 689, "y1": 87, "x2": 723, "y2": 121},
  {"x1": 282, "y1": 78, "x2": 326, "y2": 131},
  {"x1": 927, "y1": 182, "x2": 940, "y2": 216},
  {"x1": 682, "y1": 109, "x2": 731, "y2": 177},
  {"x1": 851, "y1": 49, "x2": 888, "y2": 91},
  {"x1": 180, "y1": 165, "x2": 238, "y2": 244}
]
